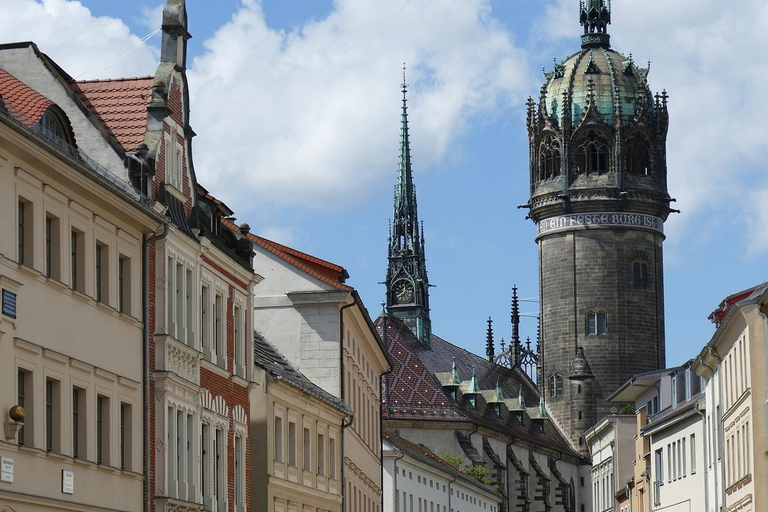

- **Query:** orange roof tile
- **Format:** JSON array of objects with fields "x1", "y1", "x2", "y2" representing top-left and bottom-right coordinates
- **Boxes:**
[
  {"x1": 0, "y1": 68, "x2": 53, "y2": 127},
  {"x1": 70, "y1": 76, "x2": 153, "y2": 151},
  {"x1": 220, "y1": 218, "x2": 351, "y2": 291}
]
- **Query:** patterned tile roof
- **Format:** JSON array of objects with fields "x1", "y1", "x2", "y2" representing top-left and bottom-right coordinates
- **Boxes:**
[
  {"x1": 377, "y1": 314, "x2": 582, "y2": 458},
  {"x1": 70, "y1": 76, "x2": 153, "y2": 151},
  {"x1": 0, "y1": 68, "x2": 53, "y2": 127},
  {"x1": 253, "y1": 331, "x2": 352, "y2": 415}
]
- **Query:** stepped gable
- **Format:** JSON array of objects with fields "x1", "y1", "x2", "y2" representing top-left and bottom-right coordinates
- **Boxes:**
[
  {"x1": 378, "y1": 314, "x2": 580, "y2": 458},
  {"x1": 70, "y1": 77, "x2": 154, "y2": 151},
  {"x1": 0, "y1": 68, "x2": 54, "y2": 127},
  {"x1": 253, "y1": 331, "x2": 351, "y2": 415}
]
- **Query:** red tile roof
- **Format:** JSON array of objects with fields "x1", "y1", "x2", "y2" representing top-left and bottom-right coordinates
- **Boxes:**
[
  {"x1": 220, "y1": 218, "x2": 352, "y2": 292},
  {"x1": 70, "y1": 77, "x2": 153, "y2": 151},
  {"x1": 0, "y1": 68, "x2": 53, "y2": 127}
]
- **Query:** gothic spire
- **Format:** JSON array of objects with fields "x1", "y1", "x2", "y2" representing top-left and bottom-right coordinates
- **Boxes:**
[
  {"x1": 394, "y1": 64, "x2": 416, "y2": 231},
  {"x1": 579, "y1": 0, "x2": 611, "y2": 49},
  {"x1": 511, "y1": 285, "x2": 521, "y2": 366},
  {"x1": 486, "y1": 317, "x2": 495, "y2": 362}
]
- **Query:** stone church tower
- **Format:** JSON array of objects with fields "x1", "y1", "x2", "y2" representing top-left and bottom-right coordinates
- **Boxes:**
[
  {"x1": 385, "y1": 71, "x2": 432, "y2": 347},
  {"x1": 525, "y1": 0, "x2": 672, "y2": 451}
]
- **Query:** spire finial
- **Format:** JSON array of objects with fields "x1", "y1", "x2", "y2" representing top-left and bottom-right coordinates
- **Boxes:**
[
  {"x1": 486, "y1": 317, "x2": 495, "y2": 362},
  {"x1": 511, "y1": 285, "x2": 521, "y2": 366},
  {"x1": 579, "y1": 0, "x2": 611, "y2": 49}
]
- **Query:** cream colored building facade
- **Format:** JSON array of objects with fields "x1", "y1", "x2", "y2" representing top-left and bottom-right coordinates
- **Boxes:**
[
  {"x1": 0, "y1": 56, "x2": 163, "y2": 512},
  {"x1": 693, "y1": 283, "x2": 768, "y2": 512},
  {"x1": 583, "y1": 415, "x2": 635, "y2": 512},
  {"x1": 250, "y1": 237, "x2": 390, "y2": 512}
]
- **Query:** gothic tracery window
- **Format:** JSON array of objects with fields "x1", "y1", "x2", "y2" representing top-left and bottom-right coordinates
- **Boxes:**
[
  {"x1": 538, "y1": 135, "x2": 562, "y2": 181},
  {"x1": 573, "y1": 129, "x2": 610, "y2": 175},
  {"x1": 548, "y1": 374, "x2": 563, "y2": 398},
  {"x1": 626, "y1": 134, "x2": 653, "y2": 176}
]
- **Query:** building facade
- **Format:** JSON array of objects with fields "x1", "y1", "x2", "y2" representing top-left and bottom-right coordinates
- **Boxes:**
[
  {"x1": 250, "y1": 333, "x2": 351, "y2": 512},
  {"x1": 0, "y1": 42, "x2": 163, "y2": 512},
  {"x1": 249, "y1": 235, "x2": 391, "y2": 512},
  {"x1": 693, "y1": 282, "x2": 768, "y2": 512},
  {"x1": 525, "y1": 0, "x2": 672, "y2": 452},
  {"x1": 382, "y1": 430, "x2": 502, "y2": 512},
  {"x1": 583, "y1": 415, "x2": 635, "y2": 512}
]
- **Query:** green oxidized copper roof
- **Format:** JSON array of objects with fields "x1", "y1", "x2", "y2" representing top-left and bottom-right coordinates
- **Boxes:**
[
  {"x1": 544, "y1": 47, "x2": 652, "y2": 127},
  {"x1": 395, "y1": 66, "x2": 414, "y2": 216}
]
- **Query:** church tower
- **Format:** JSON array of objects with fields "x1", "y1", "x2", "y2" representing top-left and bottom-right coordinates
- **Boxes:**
[
  {"x1": 385, "y1": 70, "x2": 432, "y2": 346},
  {"x1": 525, "y1": 0, "x2": 672, "y2": 451}
]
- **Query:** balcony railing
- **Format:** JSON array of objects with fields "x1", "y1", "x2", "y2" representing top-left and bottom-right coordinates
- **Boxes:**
[{"x1": 653, "y1": 480, "x2": 662, "y2": 508}]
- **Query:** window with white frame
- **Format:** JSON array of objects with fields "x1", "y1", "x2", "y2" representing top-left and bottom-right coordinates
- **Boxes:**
[
  {"x1": 166, "y1": 254, "x2": 196, "y2": 347},
  {"x1": 232, "y1": 410, "x2": 247, "y2": 512},
  {"x1": 214, "y1": 292, "x2": 224, "y2": 367},
  {"x1": 166, "y1": 404, "x2": 196, "y2": 502},
  {"x1": 234, "y1": 303, "x2": 245, "y2": 378},
  {"x1": 165, "y1": 126, "x2": 183, "y2": 190},
  {"x1": 215, "y1": 427, "x2": 225, "y2": 511},
  {"x1": 201, "y1": 283, "x2": 211, "y2": 358}
]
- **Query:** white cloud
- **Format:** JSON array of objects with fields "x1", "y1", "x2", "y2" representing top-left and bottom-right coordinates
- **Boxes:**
[
  {"x1": 140, "y1": 2, "x2": 165, "y2": 32},
  {"x1": 187, "y1": 0, "x2": 530, "y2": 211},
  {"x1": 0, "y1": 0, "x2": 158, "y2": 79},
  {"x1": 537, "y1": 0, "x2": 768, "y2": 252}
]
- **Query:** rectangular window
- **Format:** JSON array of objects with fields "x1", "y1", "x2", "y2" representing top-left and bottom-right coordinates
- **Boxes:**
[
  {"x1": 17, "y1": 369, "x2": 31, "y2": 446},
  {"x1": 274, "y1": 416, "x2": 283, "y2": 462},
  {"x1": 185, "y1": 268, "x2": 194, "y2": 346},
  {"x1": 176, "y1": 262, "x2": 185, "y2": 342},
  {"x1": 201, "y1": 285, "x2": 210, "y2": 357},
  {"x1": 682, "y1": 437, "x2": 687, "y2": 477},
  {"x1": 118, "y1": 255, "x2": 131, "y2": 314},
  {"x1": 167, "y1": 257, "x2": 175, "y2": 334},
  {"x1": 72, "y1": 387, "x2": 86, "y2": 458},
  {"x1": 96, "y1": 243, "x2": 108, "y2": 303},
  {"x1": 120, "y1": 403, "x2": 132, "y2": 471},
  {"x1": 317, "y1": 433, "x2": 325, "y2": 476},
  {"x1": 18, "y1": 200, "x2": 33, "y2": 267},
  {"x1": 288, "y1": 421, "x2": 297, "y2": 466},
  {"x1": 655, "y1": 448, "x2": 664, "y2": 483},
  {"x1": 97, "y1": 395, "x2": 109, "y2": 464},
  {"x1": 234, "y1": 436, "x2": 243, "y2": 508},
  {"x1": 46, "y1": 378, "x2": 60, "y2": 452},
  {"x1": 71, "y1": 229, "x2": 84, "y2": 292},
  {"x1": 330, "y1": 437, "x2": 337, "y2": 480},
  {"x1": 45, "y1": 215, "x2": 60, "y2": 278},
  {"x1": 234, "y1": 305, "x2": 244, "y2": 377},
  {"x1": 215, "y1": 428, "x2": 225, "y2": 510},
  {"x1": 303, "y1": 427, "x2": 311, "y2": 471},
  {"x1": 691, "y1": 434, "x2": 696, "y2": 474},
  {"x1": 201, "y1": 423, "x2": 210, "y2": 505},
  {"x1": 214, "y1": 293, "x2": 224, "y2": 366}
]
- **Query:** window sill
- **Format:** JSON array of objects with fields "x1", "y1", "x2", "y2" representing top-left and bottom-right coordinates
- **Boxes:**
[
  {"x1": 165, "y1": 183, "x2": 186, "y2": 203},
  {"x1": 200, "y1": 358, "x2": 229, "y2": 379}
]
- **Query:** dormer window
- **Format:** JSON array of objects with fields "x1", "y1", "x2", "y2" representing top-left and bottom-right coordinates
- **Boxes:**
[
  {"x1": 468, "y1": 395, "x2": 476, "y2": 408},
  {"x1": 38, "y1": 108, "x2": 74, "y2": 148}
]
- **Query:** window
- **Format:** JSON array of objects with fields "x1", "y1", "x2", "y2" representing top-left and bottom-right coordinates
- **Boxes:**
[
  {"x1": 215, "y1": 428, "x2": 225, "y2": 511},
  {"x1": 118, "y1": 256, "x2": 131, "y2": 314},
  {"x1": 234, "y1": 436, "x2": 244, "y2": 510},
  {"x1": 214, "y1": 293, "x2": 224, "y2": 366},
  {"x1": 201, "y1": 285, "x2": 210, "y2": 357},
  {"x1": 549, "y1": 374, "x2": 563, "y2": 398},
  {"x1": 120, "y1": 403, "x2": 132, "y2": 470},
  {"x1": 274, "y1": 416, "x2": 283, "y2": 462},
  {"x1": 655, "y1": 448, "x2": 664, "y2": 483},
  {"x1": 303, "y1": 427, "x2": 311, "y2": 471},
  {"x1": 690, "y1": 434, "x2": 696, "y2": 473},
  {"x1": 18, "y1": 199, "x2": 33, "y2": 266},
  {"x1": 17, "y1": 369, "x2": 31, "y2": 446},
  {"x1": 288, "y1": 421, "x2": 297, "y2": 466},
  {"x1": 538, "y1": 135, "x2": 562, "y2": 181},
  {"x1": 165, "y1": 127, "x2": 183, "y2": 190},
  {"x1": 45, "y1": 378, "x2": 61, "y2": 452},
  {"x1": 574, "y1": 129, "x2": 610, "y2": 175},
  {"x1": 317, "y1": 433, "x2": 325, "y2": 476},
  {"x1": 96, "y1": 243, "x2": 108, "y2": 303},
  {"x1": 625, "y1": 134, "x2": 653, "y2": 176},
  {"x1": 97, "y1": 395, "x2": 109, "y2": 464},
  {"x1": 45, "y1": 215, "x2": 60, "y2": 279},
  {"x1": 71, "y1": 229, "x2": 84, "y2": 292},
  {"x1": 586, "y1": 311, "x2": 607, "y2": 335},
  {"x1": 330, "y1": 437, "x2": 337, "y2": 480},
  {"x1": 72, "y1": 387, "x2": 85, "y2": 458},
  {"x1": 202, "y1": 423, "x2": 211, "y2": 506},
  {"x1": 633, "y1": 260, "x2": 649, "y2": 285},
  {"x1": 234, "y1": 304, "x2": 245, "y2": 377}
]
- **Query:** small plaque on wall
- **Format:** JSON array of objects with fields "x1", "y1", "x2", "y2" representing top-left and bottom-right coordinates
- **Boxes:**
[
  {"x1": 1, "y1": 456, "x2": 13, "y2": 483},
  {"x1": 62, "y1": 469, "x2": 74, "y2": 494},
  {"x1": 2, "y1": 289, "x2": 16, "y2": 319}
]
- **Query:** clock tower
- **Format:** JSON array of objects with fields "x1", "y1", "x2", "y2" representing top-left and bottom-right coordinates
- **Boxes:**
[{"x1": 385, "y1": 69, "x2": 432, "y2": 347}]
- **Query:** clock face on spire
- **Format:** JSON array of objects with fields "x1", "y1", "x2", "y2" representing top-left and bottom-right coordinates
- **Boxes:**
[{"x1": 394, "y1": 280, "x2": 414, "y2": 303}]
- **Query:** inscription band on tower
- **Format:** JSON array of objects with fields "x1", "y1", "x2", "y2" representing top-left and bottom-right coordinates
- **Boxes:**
[{"x1": 536, "y1": 213, "x2": 664, "y2": 239}]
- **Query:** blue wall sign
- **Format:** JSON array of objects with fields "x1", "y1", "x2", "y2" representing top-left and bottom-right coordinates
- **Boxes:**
[{"x1": 2, "y1": 289, "x2": 17, "y2": 319}]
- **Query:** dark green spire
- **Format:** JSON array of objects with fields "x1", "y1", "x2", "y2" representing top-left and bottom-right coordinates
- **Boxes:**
[
  {"x1": 580, "y1": 0, "x2": 611, "y2": 49},
  {"x1": 385, "y1": 64, "x2": 432, "y2": 347}
]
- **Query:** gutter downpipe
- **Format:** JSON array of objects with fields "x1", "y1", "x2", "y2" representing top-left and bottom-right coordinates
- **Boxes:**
[
  {"x1": 447, "y1": 473, "x2": 457, "y2": 512},
  {"x1": 340, "y1": 296, "x2": 357, "y2": 512},
  {"x1": 692, "y1": 402, "x2": 708, "y2": 512},
  {"x1": 143, "y1": 221, "x2": 169, "y2": 512},
  {"x1": 392, "y1": 448, "x2": 405, "y2": 512}
]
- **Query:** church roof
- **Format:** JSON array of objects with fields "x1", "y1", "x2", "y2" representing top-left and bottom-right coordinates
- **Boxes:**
[
  {"x1": 377, "y1": 314, "x2": 582, "y2": 459},
  {"x1": 70, "y1": 76, "x2": 154, "y2": 151}
]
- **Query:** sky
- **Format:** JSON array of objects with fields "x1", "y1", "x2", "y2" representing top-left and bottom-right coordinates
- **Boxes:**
[{"x1": 2, "y1": 0, "x2": 767, "y2": 369}]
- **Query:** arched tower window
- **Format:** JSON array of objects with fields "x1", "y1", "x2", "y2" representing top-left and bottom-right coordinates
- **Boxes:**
[
  {"x1": 632, "y1": 260, "x2": 650, "y2": 285},
  {"x1": 548, "y1": 374, "x2": 563, "y2": 398},
  {"x1": 626, "y1": 134, "x2": 653, "y2": 176},
  {"x1": 586, "y1": 311, "x2": 606, "y2": 335},
  {"x1": 538, "y1": 135, "x2": 562, "y2": 181},
  {"x1": 573, "y1": 129, "x2": 610, "y2": 175}
]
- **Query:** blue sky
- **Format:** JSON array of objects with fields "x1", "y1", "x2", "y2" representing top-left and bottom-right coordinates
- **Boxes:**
[{"x1": 2, "y1": 0, "x2": 767, "y2": 370}]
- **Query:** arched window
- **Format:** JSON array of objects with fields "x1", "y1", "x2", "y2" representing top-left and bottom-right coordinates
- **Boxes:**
[
  {"x1": 538, "y1": 135, "x2": 562, "y2": 181},
  {"x1": 633, "y1": 260, "x2": 650, "y2": 285},
  {"x1": 626, "y1": 134, "x2": 653, "y2": 176},
  {"x1": 548, "y1": 374, "x2": 563, "y2": 398},
  {"x1": 586, "y1": 311, "x2": 607, "y2": 335},
  {"x1": 38, "y1": 108, "x2": 73, "y2": 148},
  {"x1": 573, "y1": 129, "x2": 610, "y2": 175}
]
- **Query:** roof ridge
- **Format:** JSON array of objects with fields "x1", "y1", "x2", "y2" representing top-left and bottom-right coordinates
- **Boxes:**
[
  {"x1": 73, "y1": 76, "x2": 155, "y2": 84},
  {"x1": 255, "y1": 235, "x2": 346, "y2": 273}
]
